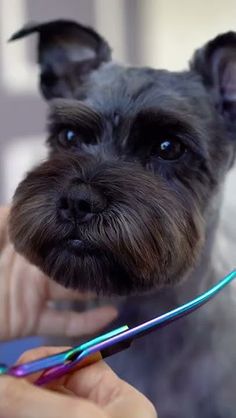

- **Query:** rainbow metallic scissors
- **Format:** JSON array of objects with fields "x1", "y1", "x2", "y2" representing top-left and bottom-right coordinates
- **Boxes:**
[{"x1": 1, "y1": 270, "x2": 236, "y2": 386}]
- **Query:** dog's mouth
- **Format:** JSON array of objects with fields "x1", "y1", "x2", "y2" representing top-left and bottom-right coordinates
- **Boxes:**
[
  {"x1": 9, "y1": 206, "x2": 204, "y2": 295},
  {"x1": 40, "y1": 232, "x2": 99, "y2": 256},
  {"x1": 36, "y1": 233, "x2": 134, "y2": 294},
  {"x1": 66, "y1": 238, "x2": 97, "y2": 254}
]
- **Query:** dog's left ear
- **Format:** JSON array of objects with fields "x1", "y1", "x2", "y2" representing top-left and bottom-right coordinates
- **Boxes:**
[
  {"x1": 10, "y1": 20, "x2": 111, "y2": 100},
  {"x1": 191, "y1": 32, "x2": 236, "y2": 125}
]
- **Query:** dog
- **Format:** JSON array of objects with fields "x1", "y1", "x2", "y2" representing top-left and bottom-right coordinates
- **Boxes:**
[{"x1": 8, "y1": 20, "x2": 236, "y2": 417}]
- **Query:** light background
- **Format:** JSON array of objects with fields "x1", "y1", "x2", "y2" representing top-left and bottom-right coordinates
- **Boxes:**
[{"x1": 0, "y1": 0, "x2": 235, "y2": 360}]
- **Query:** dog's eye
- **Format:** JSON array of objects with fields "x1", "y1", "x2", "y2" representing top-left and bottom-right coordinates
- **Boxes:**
[
  {"x1": 58, "y1": 129, "x2": 79, "y2": 147},
  {"x1": 154, "y1": 139, "x2": 186, "y2": 160}
]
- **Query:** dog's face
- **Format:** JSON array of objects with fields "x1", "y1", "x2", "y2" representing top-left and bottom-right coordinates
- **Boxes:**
[{"x1": 9, "y1": 21, "x2": 236, "y2": 295}]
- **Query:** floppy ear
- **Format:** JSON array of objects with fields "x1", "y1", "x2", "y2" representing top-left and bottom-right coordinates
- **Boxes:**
[
  {"x1": 10, "y1": 20, "x2": 112, "y2": 100},
  {"x1": 191, "y1": 32, "x2": 236, "y2": 126}
]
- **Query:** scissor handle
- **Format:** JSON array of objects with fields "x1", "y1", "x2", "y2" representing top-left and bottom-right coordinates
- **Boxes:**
[
  {"x1": 1, "y1": 325, "x2": 129, "y2": 379},
  {"x1": 0, "y1": 364, "x2": 8, "y2": 375},
  {"x1": 36, "y1": 338, "x2": 133, "y2": 386}
]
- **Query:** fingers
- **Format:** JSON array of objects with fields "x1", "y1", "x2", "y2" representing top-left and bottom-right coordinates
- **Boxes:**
[
  {"x1": 0, "y1": 206, "x2": 9, "y2": 225},
  {"x1": 0, "y1": 243, "x2": 13, "y2": 340},
  {"x1": 14, "y1": 347, "x2": 157, "y2": 418},
  {"x1": 47, "y1": 279, "x2": 95, "y2": 301},
  {"x1": 0, "y1": 206, "x2": 9, "y2": 250},
  {"x1": 7, "y1": 251, "x2": 46, "y2": 338},
  {"x1": 0, "y1": 376, "x2": 106, "y2": 418},
  {"x1": 0, "y1": 232, "x2": 116, "y2": 340},
  {"x1": 65, "y1": 361, "x2": 157, "y2": 418},
  {"x1": 36, "y1": 305, "x2": 118, "y2": 337}
]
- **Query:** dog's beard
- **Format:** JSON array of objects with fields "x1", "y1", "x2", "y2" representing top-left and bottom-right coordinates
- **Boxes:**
[{"x1": 9, "y1": 154, "x2": 204, "y2": 295}]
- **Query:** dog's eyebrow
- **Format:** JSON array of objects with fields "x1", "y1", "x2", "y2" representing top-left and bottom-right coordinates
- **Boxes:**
[
  {"x1": 48, "y1": 98, "x2": 104, "y2": 136},
  {"x1": 130, "y1": 108, "x2": 208, "y2": 158}
]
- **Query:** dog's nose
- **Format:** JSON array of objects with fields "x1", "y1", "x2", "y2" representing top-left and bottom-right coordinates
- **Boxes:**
[{"x1": 58, "y1": 184, "x2": 107, "y2": 223}]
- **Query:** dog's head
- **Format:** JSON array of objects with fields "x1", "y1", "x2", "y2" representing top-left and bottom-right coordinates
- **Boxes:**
[{"x1": 9, "y1": 21, "x2": 236, "y2": 295}]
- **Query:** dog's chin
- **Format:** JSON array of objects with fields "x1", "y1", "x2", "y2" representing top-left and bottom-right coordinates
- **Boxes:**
[
  {"x1": 24, "y1": 238, "x2": 158, "y2": 296},
  {"x1": 15, "y1": 234, "x2": 196, "y2": 297}
]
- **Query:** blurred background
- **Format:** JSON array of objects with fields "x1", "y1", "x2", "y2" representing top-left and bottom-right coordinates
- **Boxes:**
[{"x1": 0, "y1": 0, "x2": 236, "y2": 360}]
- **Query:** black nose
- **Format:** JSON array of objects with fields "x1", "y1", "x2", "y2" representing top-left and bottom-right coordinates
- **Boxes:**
[{"x1": 58, "y1": 184, "x2": 107, "y2": 223}]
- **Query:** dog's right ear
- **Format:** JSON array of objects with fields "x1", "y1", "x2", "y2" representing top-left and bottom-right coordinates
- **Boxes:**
[{"x1": 9, "y1": 20, "x2": 112, "y2": 100}]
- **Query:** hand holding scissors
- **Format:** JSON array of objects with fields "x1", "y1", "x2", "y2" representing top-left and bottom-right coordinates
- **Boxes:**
[{"x1": 1, "y1": 270, "x2": 235, "y2": 385}]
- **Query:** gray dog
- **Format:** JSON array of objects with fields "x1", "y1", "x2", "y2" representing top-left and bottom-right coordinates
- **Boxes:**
[{"x1": 9, "y1": 20, "x2": 236, "y2": 417}]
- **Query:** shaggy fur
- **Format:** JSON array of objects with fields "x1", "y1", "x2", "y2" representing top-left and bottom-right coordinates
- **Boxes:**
[{"x1": 9, "y1": 21, "x2": 236, "y2": 417}]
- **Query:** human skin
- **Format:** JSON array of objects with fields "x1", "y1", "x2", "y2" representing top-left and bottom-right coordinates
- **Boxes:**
[
  {"x1": 0, "y1": 206, "x2": 117, "y2": 340},
  {"x1": 0, "y1": 346, "x2": 157, "y2": 418}
]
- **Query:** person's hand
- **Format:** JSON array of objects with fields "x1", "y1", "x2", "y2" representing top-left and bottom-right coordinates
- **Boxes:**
[
  {"x1": 0, "y1": 207, "x2": 117, "y2": 340},
  {"x1": 0, "y1": 346, "x2": 157, "y2": 418}
]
